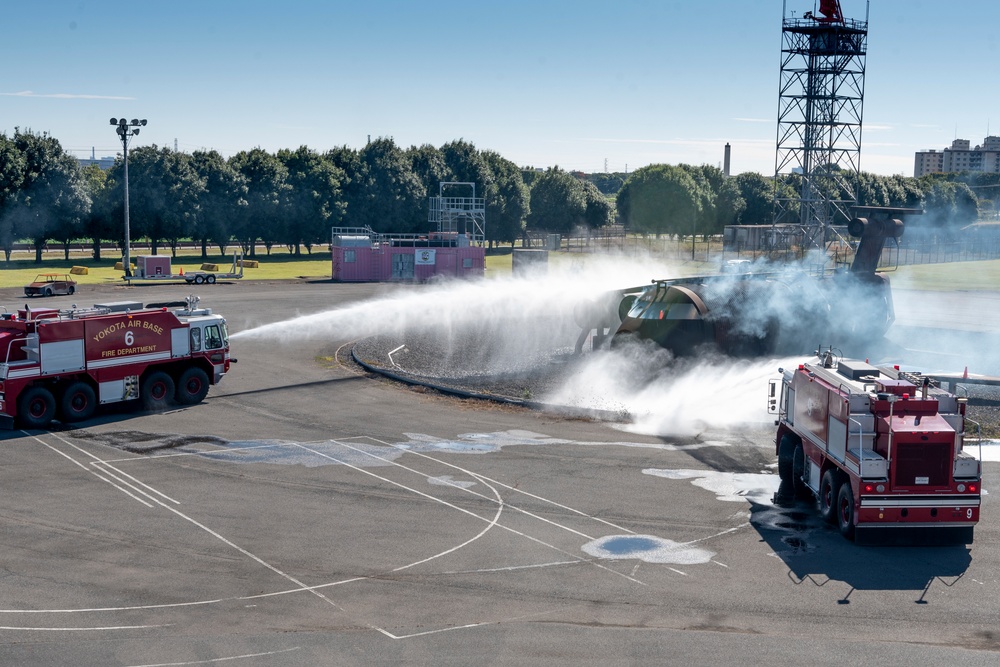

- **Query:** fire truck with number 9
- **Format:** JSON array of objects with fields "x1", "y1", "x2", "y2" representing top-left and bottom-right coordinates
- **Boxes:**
[
  {"x1": 0, "y1": 296, "x2": 233, "y2": 429},
  {"x1": 768, "y1": 349, "x2": 982, "y2": 544}
]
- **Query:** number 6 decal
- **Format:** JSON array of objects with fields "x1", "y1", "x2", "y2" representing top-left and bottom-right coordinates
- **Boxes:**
[{"x1": 125, "y1": 330, "x2": 134, "y2": 346}]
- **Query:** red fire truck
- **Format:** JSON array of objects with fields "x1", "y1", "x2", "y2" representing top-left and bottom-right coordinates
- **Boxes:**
[
  {"x1": 769, "y1": 350, "x2": 982, "y2": 544},
  {"x1": 0, "y1": 296, "x2": 233, "y2": 429}
]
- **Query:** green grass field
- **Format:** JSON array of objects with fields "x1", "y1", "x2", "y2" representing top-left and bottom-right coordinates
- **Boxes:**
[
  {"x1": 2, "y1": 247, "x2": 998, "y2": 291},
  {"x1": 890, "y1": 260, "x2": 1000, "y2": 291},
  {"x1": 0, "y1": 248, "x2": 334, "y2": 288}
]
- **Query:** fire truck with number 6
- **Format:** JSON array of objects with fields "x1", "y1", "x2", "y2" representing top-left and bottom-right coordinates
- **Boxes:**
[
  {"x1": 769, "y1": 350, "x2": 982, "y2": 544},
  {"x1": 0, "y1": 296, "x2": 233, "y2": 429}
]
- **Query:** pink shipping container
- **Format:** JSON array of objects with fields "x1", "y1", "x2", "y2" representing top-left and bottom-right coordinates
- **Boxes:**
[{"x1": 331, "y1": 229, "x2": 484, "y2": 282}]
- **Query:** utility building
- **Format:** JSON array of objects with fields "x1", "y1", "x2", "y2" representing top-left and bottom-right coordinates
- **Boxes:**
[{"x1": 330, "y1": 182, "x2": 485, "y2": 282}]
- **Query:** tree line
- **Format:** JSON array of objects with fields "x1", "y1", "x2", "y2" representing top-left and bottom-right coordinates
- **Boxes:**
[
  {"x1": 612, "y1": 163, "x2": 987, "y2": 240},
  {"x1": 1, "y1": 127, "x2": 993, "y2": 263}
]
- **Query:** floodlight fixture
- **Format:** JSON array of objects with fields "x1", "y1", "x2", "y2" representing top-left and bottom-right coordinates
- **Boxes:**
[{"x1": 109, "y1": 116, "x2": 149, "y2": 278}]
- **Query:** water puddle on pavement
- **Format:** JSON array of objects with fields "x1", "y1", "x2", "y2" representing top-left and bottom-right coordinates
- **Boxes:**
[
  {"x1": 582, "y1": 534, "x2": 715, "y2": 564},
  {"x1": 643, "y1": 468, "x2": 822, "y2": 555},
  {"x1": 83, "y1": 428, "x2": 737, "y2": 466}
]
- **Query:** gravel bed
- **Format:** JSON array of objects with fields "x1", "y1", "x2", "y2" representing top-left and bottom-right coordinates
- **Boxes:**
[
  {"x1": 961, "y1": 385, "x2": 1000, "y2": 439},
  {"x1": 353, "y1": 335, "x2": 1000, "y2": 438},
  {"x1": 352, "y1": 334, "x2": 578, "y2": 402}
]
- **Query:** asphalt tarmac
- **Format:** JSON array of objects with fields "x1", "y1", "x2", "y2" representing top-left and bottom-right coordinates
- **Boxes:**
[{"x1": 0, "y1": 279, "x2": 997, "y2": 666}]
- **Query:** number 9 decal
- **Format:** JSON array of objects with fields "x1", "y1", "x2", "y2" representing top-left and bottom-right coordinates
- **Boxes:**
[
  {"x1": 125, "y1": 331, "x2": 134, "y2": 346},
  {"x1": 967, "y1": 508, "x2": 973, "y2": 519}
]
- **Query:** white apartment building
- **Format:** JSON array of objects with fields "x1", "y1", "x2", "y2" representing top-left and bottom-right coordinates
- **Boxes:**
[{"x1": 914, "y1": 136, "x2": 1000, "y2": 176}]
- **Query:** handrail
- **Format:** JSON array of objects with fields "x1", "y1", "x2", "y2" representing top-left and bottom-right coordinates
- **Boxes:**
[
  {"x1": 964, "y1": 417, "x2": 984, "y2": 474},
  {"x1": 886, "y1": 394, "x2": 896, "y2": 477},
  {"x1": 3, "y1": 335, "x2": 29, "y2": 370},
  {"x1": 848, "y1": 416, "x2": 865, "y2": 477}
]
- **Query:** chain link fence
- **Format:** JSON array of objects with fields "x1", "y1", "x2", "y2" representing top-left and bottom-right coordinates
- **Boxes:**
[{"x1": 528, "y1": 225, "x2": 1000, "y2": 268}]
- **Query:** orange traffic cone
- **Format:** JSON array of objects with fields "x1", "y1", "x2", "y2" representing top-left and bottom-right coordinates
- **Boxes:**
[
  {"x1": 963, "y1": 366, "x2": 969, "y2": 379},
  {"x1": 179, "y1": 267, "x2": 184, "y2": 276}
]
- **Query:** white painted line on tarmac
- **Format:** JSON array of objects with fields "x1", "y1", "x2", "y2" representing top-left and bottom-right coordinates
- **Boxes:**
[
  {"x1": 0, "y1": 623, "x2": 168, "y2": 631},
  {"x1": 97, "y1": 440, "x2": 288, "y2": 464},
  {"x1": 381, "y1": 605, "x2": 577, "y2": 641},
  {"x1": 31, "y1": 435, "x2": 154, "y2": 508},
  {"x1": 28, "y1": 434, "x2": 348, "y2": 615},
  {"x1": 48, "y1": 431, "x2": 183, "y2": 506},
  {"x1": 319, "y1": 439, "x2": 646, "y2": 585},
  {"x1": 235, "y1": 577, "x2": 369, "y2": 601},
  {"x1": 281, "y1": 438, "x2": 648, "y2": 640},
  {"x1": 290, "y1": 441, "x2": 507, "y2": 575},
  {"x1": 126, "y1": 646, "x2": 301, "y2": 667},
  {"x1": 383, "y1": 438, "x2": 638, "y2": 534},
  {"x1": 435, "y1": 561, "x2": 580, "y2": 576},
  {"x1": 0, "y1": 582, "x2": 367, "y2": 615},
  {"x1": 387, "y1": 344, "x2": 406, "y2": 370},
  {"x1": 682, "y1": 523, "x2": 751, "y2": 546},
  {"x1": 336, "y1": 439, "x2": 597, "y2": 540},
  {"x1": 18, "y1": 430, "x2": 657, "y2": 640}
]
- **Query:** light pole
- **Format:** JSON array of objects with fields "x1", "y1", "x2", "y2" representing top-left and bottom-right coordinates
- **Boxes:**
[{"x1": 109, "y1": 117, "x2": 147, "y2": 277}]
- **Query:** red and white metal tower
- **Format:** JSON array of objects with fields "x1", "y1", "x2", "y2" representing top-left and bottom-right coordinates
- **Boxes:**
[{"x1": 773, "y1": 1, "x2": 869, "y2": 252}]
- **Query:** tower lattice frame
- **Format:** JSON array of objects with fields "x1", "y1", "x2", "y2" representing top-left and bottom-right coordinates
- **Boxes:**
[{"x1": 773, "y1": 1, "x2": 869, "y2": 253}]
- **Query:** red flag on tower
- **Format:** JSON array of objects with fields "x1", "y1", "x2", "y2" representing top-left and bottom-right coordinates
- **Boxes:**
[{"x1": 819, "y1": 0, "x2": 843, "y2": 23}]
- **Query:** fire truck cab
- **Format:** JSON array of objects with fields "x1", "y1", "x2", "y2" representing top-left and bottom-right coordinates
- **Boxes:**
[{"x1": 769, "y1": 350, "x2": 981, "y2": 544}]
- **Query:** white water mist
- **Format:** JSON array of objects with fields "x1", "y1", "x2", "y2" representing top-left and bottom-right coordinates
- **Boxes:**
[{"x1": 232, "y1": 254, "x2": 811, "y2": 436}]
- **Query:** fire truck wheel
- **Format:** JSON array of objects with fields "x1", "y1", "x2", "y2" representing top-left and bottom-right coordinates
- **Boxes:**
[
  {"x1": 837, "y1": 482, "x2": 856, "y2": 540},
  {"x1": 60, "y1": 381, "x2": 96, "y2": 423},
  {"x1": 176, "y1": 367, "x2": 210, "y2": 405},
  {"x1": 777, "y1": 435, "x2": 797, "y2": 483},
  {"x1": 792, "y1": 443, "x2": 810, "y2": 499},
  {"x1": 819, "y1": 469, "x2": 840, "y2": 523},
  {"x1": 141, "y1": 371, "x2": 176, "y2": 411},
  {"x1": 18, "y1": 386, "x2": 56, "y2": 428}
]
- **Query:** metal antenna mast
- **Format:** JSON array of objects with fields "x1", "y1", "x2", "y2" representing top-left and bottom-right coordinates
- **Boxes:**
[{"x1": 773, "y1": 0, "x2": 869, "y2": 253}]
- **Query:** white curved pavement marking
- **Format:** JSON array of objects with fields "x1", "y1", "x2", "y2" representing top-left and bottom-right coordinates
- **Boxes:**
[
  {"x1": 10, "y1": 434, "x2": 347, "y2": 618},
  {"x1": 298, "y1": 439, "x2": 648, "y2": 585},
  {"x1": 6, "y1": 430, "x2": 759, "y2": 639}
]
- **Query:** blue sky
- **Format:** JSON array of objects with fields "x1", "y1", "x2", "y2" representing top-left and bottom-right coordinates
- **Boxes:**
[{"x1": 3, "y1": 1, "x2": 998, "y2": 177}]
